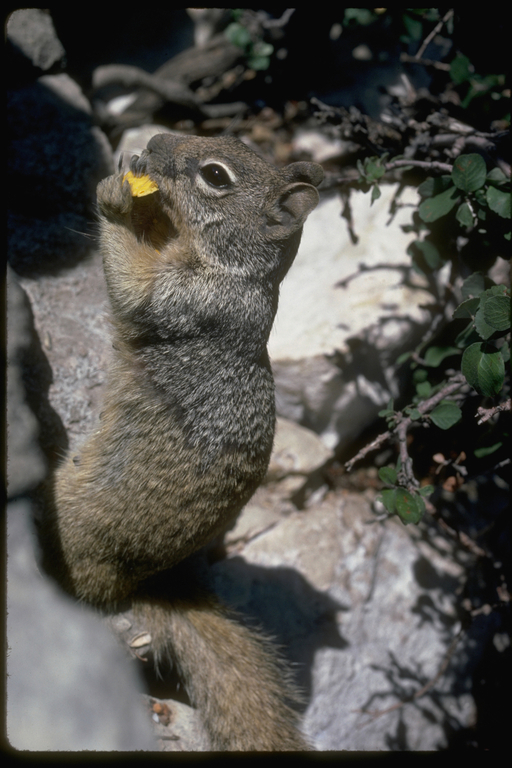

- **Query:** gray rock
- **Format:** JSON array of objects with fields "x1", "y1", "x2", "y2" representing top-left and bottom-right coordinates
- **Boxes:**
[
  {"x1": 7, "y1": 18, "x2": 114, "y2": 276},
  {"x1": 6, "y1": 268, "x2": 47, "y2": 497},
  {"x1": 268, "y1": 188, "x2": 433, "y2": 449},
  {"x1": 267, "y1": 417, "x2": 334, "y2": 481},
  {"x1": 215, "y1": 491, "x2": 477, "y2": 750},
  {"x1": 6, "y1": 8, "x2": 65, "y2": 72},
  {"x1": 6, "y1": 269, "x2": 155, "y2": 752}
]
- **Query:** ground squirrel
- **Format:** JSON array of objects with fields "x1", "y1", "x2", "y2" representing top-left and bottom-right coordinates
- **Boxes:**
[{"x1": 39, "y1": 133, "x2": 323, "y2": 750}]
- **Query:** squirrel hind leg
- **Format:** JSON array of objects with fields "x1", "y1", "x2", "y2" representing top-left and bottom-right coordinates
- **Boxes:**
[{"x1": 132, "y1": 592, "x2": 311, "y2": 751}]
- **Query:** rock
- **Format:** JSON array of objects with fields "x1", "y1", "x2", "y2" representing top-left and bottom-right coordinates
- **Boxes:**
[
  {"x1": 6, "y1": 269, "x2": 155, "y2": 751},
  {"x1": 19, "y1": 253, "x2": 111, "y2": 450},
  {"x1": 268, "y1": 188, "x2": 433, "y2": 449},
  {"x1": 6, "y1": 8, "x2": 65, "y2": 72},
  {"x1": 7, "y1": 10, "x2": 113, "y2": 275},
  {"x1": 6, "y1": 268, "x2": 47, "y2": 497},
  {"x1": 267, "y1": 417, "x2": 334, "y2": 481},
  {"x1": 214, "y1": 490, "x2": 478, "y2": 750},
  {"x1": 148, "y1": 698, "x2": 209, "y2": 751}
]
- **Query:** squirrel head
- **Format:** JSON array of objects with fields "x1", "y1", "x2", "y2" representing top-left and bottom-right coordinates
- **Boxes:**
[{"x1": 129, "y1": 133, "x2": 323, "y2": 281}]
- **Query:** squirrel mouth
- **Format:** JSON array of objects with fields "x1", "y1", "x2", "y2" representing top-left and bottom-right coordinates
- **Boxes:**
[{"x1": 125, "y1": 152, "x2": 178, "y2": 250}]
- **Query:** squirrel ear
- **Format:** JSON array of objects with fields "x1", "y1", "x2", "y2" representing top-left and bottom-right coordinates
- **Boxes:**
[
  {"x1": 265, "y1": 181, "x2": 320, "y2": 238},
  {"x1": 282, "y1": 161, "x2": 324, "y2": 188}
]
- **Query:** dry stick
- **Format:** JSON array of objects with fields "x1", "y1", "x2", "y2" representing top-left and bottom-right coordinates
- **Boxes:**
[
  {"x1": 476, "y1": 398, "x2": 511, "y2": 424},
  {"x1": 400, "y1": 53, "x2": 451, "y2": 71},
  {"x1": 415, "y1": 9, "x2": 454, "y2": 60},
  {"x1": 385, "y1": 158, "x2": 453, "y2": 174},
  {"x1": 344, "y1": 374, "x2": 466, "y2": 475}
]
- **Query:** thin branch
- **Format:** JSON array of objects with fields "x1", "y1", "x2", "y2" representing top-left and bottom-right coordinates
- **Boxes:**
[
  {"x1": 385, "y1": 158, "x2": 453, "y2": 174},
  {"x1": 259, "y1": 8, "x2": 295, "y2": 28},
  {"x1": 416, "y1": 9, "x2": 454, "y2": 60},
  {"x1": 476, "y1": 398, "x2": 511, "y2": 424},
  {"x1": 396, "y1": 419, "x2": 417, "y2": 489},
  {"x1": 400, "y1": 53, "x2": 451, "y2": 71},
  {"x1": 415, "y1": 373, "x2": 466, "y2": 415},
  {"x1": 345, "y1": 431, "x2": 391, "y2": 472},
  {"x1": 344, "y1": 374, "x2": 467, "y2": 477}
]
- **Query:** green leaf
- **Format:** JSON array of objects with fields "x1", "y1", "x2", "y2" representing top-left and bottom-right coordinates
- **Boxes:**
[
  {"x1": 456, "y1": 202, "x2": 474, "y2": 227},
  {"x1": 482, "y1": 295, "x2": 511, "y2": 332},
  {"x1": 248, "y1": 55, "x2": 271, "y2": 70},
  {"x1": 474, "y1": 442, "x2": 503, "y2": 458},
  {"x1": 419, "y1": 186, "x2": 459, "y2": 222},
  {"x1": 450, "y1": 53, "x2": 472, "y2": 84},
  {"x1": 455, "y1": 322, "x2": 481, "y2": 349},
  {"x1": 423, "y1": 346, "x2": 460, "y2": 367},
  {"x1": 402, "y1": 13, "x2": 423, "y2": 41},
  {"x1": 429, "y1": 401, "x2": 462, "y2": 429},
  {"x1": 453, "y1": 297, "x2": 480, "y2": 320},
  {"x1": 395, "y1": 491, "x2": 424, "y2": 525},
  {"x1": 380, "y1": 489, "x2": 397, "y2": 515},
  {"x1": 475, "y1": 286, "x2": 511, "y2": 338},
  {"x1": 225, "y1": 22, "x2": 252, "y2": 50},
  {"x1": 397, "y1": 351, "x2": 412, "y2": 365},
  {"x1": 419, "y1": 485, "x2": 435, "y2": 497},
  {"x1": 474, "y1": 188, "x2": 487, "y2": 207},
  {"x1": 413, "y1": 369, "x2": 428, "y2": 383},
  {"x1": 461, "y1": 272, "x2": 494, "y2": 299},
  {"x1": 486, "y1": 185, "x2": 512, "y2": 218},
  {"x1": 462, "y1": 342, "x2": 506, "y2": 396},
  {"x1": 371, "y1": 184, "x2": 382, "y2": 204},
  {"x1": 487, "y1": 167, "x2": 508, "y2": 183},
  {"x1": 451, "y1": 154, "x2": 487, "y2": 193},
  {"x1": 483, "y1": 284, "x2": 508, "y2": 298},
  {"x1": 418, "y1": 176, "x2": 453, "y2": 198},
  {"x1": 379, "y1": 466, "x2": 398, "y2": 486},
  {"x1": 474, "y1": 306, "x2": 498, "y2": 340},
  {"x1": 407, "y1": 408, "x2": 422, "y2": 420},
  {"x1": 416, "y1": 380, "x2": 432, "y2": 398},
  {"x1": 414, "y1": 239, "x2": 444, "y2": 270},
  {"x1": 253, "y1": 41, "x2": 274, "y2": 57},
  {"x1": 368, "y1": 160, "x2": 385, "y2": 180}
]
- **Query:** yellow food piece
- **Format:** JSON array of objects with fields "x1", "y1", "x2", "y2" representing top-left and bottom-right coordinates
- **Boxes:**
[{"x1": 123, "y1": 171, "x2": 159, "y2": 197}]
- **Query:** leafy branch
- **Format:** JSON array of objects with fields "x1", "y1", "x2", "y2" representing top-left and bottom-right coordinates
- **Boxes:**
[
  {"x1": 324, "y1": 10, "x2": 511, "y2": 529},
  {"x1": 345, "y1": 374, "x2": 467, "y2": 525}
]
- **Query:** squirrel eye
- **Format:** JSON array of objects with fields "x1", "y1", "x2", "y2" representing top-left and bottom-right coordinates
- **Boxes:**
[{"x1": 200, "y1": 163, "x2": 231, "y2": 188}]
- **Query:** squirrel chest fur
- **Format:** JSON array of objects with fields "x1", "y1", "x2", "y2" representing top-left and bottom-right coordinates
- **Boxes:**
[{"x1": 41, "y1": 133, "x2": 323, "y2": 750}]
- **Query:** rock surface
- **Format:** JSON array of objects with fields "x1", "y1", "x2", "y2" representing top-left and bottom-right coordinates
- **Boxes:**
[{"x1": 6, "y1": 269, "x2": 154, "y2": 752}]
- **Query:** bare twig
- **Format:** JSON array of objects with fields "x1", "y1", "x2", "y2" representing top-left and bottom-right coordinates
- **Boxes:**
[
  {"x1": 415, "y1": 9, "x2": 454, "y2": 60},
  {"x1": 259, "y1": 8, "x2": 295, "y2": 29},
  {"x1": 385, "y1": 158, "x2": 453, "y2": 174},
  {"x1": 400, "y1": 53, "x2": 451, "y2": 71},
  {"x1": 344, "y1": 432, "x2": 391, "y2": 472},
  {"x1": 92, "y1": 64, "x2": 203, "y2": 110},
  {"x1": 476, "y1": 398, "x2": 511, "y2": 424},
  {"x1": 345, "y1": 374, "x2": 467, "y2": 479},
  {"x1": 396, "y1": 419, "x2": 417, "y2": 489}
]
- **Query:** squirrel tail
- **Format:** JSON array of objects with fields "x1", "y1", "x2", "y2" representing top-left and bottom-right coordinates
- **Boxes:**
[{"x1": 132, "y1": 587, "x2": 311, "y2": 751}]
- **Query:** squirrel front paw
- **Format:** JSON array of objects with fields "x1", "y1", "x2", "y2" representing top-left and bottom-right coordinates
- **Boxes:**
[{"x1": 97, "y1": 173, "x2": 133, "y2": 222}]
